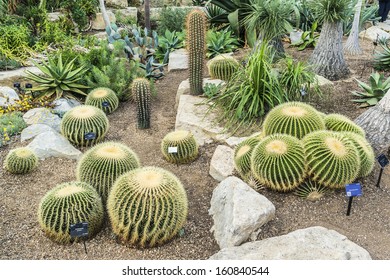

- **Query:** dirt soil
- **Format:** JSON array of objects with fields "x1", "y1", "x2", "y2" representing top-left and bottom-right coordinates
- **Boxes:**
[{"x1": 1, "y1": 38, "x2": 390, "y2": 260}]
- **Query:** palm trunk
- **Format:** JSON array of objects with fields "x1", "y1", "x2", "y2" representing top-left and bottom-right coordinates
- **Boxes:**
[
  {"x1": 145, "y1": 0, "x2": 151, "y2": 30},
  {"x1": 344, "y1": 0, "x2": 363, "y2": 55},
  {"x1": 355, "y1": 89, "x2": 390, "y2": 154},
  {"x1": 309, "y1": 21, "x2": 350, "y2": 81}
]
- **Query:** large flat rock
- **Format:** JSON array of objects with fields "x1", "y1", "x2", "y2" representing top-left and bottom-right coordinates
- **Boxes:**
[
  {"x1": 92, "y1": 11, "x2": 116, "y2": 30},
  {"x1": 168, "y1": 49, "x2": 188, "y2": 72},
  {"x1": 359, "y1": 26, "x2": 390, "y2": 42},
  {"x1": 23, "y1": 108, "x2": 61, "y2": 132},
  {"x1": 209, "y1": 226, "x2": 372, "y2": 260}
]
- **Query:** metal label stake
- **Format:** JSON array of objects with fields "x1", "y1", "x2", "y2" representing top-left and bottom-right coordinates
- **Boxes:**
[{"x1": 345, "y1": 183, "x2": 362, "y2": 216}]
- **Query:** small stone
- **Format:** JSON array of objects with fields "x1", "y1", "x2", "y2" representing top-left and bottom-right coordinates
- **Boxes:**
[
  {"x1": 0, "y1": 86, "x2": 19, "y2": 107},
  {"x1": 209, "y1": 145, "x2": 235, "y2": 182},
  {"x1": 21, "y1": 124, "x2": 56, "y2": 142},
  {"x1": 52, "y1": 98, "x2": 81, "y2": 117},
  {"x1": 289, "y1": 30, "x2": 304, "y2": 45},
  {"x1": 106, "y1": 0, "x2": 128, "y2": 8},
  {"x1": 225, "y1": 136, "x2": 248, "y2": 148},
  {"x1": 23, "y1": 108, "x2": 61, "y2": 131},
  {"x1": 92, "y1": 11, "x2": 116, "y2": 31}
]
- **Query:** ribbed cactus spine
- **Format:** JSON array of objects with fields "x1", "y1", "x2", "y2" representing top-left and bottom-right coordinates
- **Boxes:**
[
  {"x1": 85, "y1": 87, "x2": 119, "y2": 114},
  {"x1": 107, "y1": 166, "x2": 188, "y2": 248},
  {"x1": 132, "y1": 78, "x2": 151, "y2": 129},
  {"x1": 209, "y1": 58, "x2": 239, "y2": 81},
  {"x1": 3, "y1": 147, "x2": 38, "y2": 174},
  {"x1": 186, "y1": 10, "x2": 207, "y2": 95},
  {"x1": 161, "y1": 130, "x2": 199, "y2": 164}
]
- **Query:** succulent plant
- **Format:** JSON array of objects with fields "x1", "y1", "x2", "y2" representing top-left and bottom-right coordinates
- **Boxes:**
[
  {"x1": 76, "y1": 142, "x2": 141, "y2": 203},
  {"x1": 208, "y1": 57, "x2": 240, "y2": 80},
  {"x1": 341, "y1": 132, "x2": 375, "y2": 178},
  {"x1": 132, "y1": 78, "x2": 151, "y2": 129},
  {"x1": 85, "y1": 87, "x2": 119, "y2": 114},
  {"x1": 37, "y1": 181, "x2": 104, "y2": 244},
  {"x1": 294, "y1": 180, "x2": 328, "y2": 201},
  {"x1": 3, "y1": 147, "x2": 38, "y2": 174},
  {"x1": 61, "y1": 105, "x2": 109, "y2": 147},
  {"x1": 324, "y1": 113, "x2": 365, "y2": 137},
  {"x1": 251, "y1": 134, "x2": 306, "y2": 192},
  {"x1": 234, "y1": 134, "x2": 263, "y2": 178},
  {"x1": 186, "y1": 10, "x2": 207, "y2": 95},
  {"x1": 107, "y1": 166, "x2": 188, "y2": 248},
  {"x1": 303, "y1": 130, "x2": 360, "y2": 189},
  {"x1": 263, "y1": 101, "x2": 325, "y2": 139},
  {"x1": 161, "y1": 130, "x2": 199, "y2": 164}
]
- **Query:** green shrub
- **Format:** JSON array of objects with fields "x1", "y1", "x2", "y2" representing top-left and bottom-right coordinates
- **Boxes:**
[
  {"x1": 0, "y1": 55, "x2": 22, "y2": 70},
  {"x1": 0, "y1": 24, "x2": 34, "y2": 63},
  {"x1": 3, "y1": 147, "x2": 38, "y2": 174},
  {"x1": 157, "y1": 6, "x2": 191, "y2": 35},
  {"x1": 206, "y1": 29, "x2": 239, "y2": 58},
  {"x1": 161, "y1": 130, "x2": 199, "y2": 164},
  {"x1": 0, "y1": 112, "x2": 27, "y2": 147}
]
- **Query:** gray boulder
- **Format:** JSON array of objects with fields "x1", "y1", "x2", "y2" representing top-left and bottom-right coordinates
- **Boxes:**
[
  {"x1": 209, "y1": 176, "x2": 275, "y2": 249},
  {"x1": 23, "y1": 108, "x2": 61, "y2": 132},
  {"x1": 168, "y1": 49, "x2": 188, "y2": 72},
  {"x1": 209, "y1": 145, "x2": 235, "y2": 182},
  {"x1": 21, "y1": 124, "x2": 56, "y2": 142},
  {"x1": 0, "y1": 86, "x2": 19, "y2": 107},
  {"x1": 52, "y1": 98, "x2": 81, "y2": 117}
]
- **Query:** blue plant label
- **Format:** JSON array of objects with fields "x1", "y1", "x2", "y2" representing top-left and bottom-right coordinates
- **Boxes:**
[
  {"x1": 70, "y1": 222, "x2": 88, "y2": 238},
  {"x1": 377, "y1": 154, "x2": 389, "y2": 168},
  {"x1": 168, "y1": 147, "x2": 178, "y2": 154},
  {"x1": 345, "y1": 183, "x2": 362, "y2": 197},
  {"x1": 84, "y1": 132, "x2": 96, "y2": 140},
  {"x1": 102, "y1": 101, "x2": 110, "y2": 107}
]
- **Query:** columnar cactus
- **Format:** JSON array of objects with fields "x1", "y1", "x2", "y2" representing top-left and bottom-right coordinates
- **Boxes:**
[
  {"x1": 132, "y1": 78, "x2": 151, "y2": 129},
  {"x1": 161, "y1": 130, "x2": 199, "y2": 164},
  {"x1": 76, "y1": 142, "x2": 141, "y2": 203},
  {"x1": 341, "y1": 132, "x2": 375, "y2": 178},
  {"x1": 303, "y1": 131, "x2": 360, "y2": 189},
  {"x1": 85, "y1": 87, "x2": 119, "y2": 114},
  {"x1": 107, "y1": 166, "x2": 188, "y2": 248},
  {"x1": 61, "y1": 105, "x2": 109, "y2": 147},
  {"x1": 186, "y1": 10, "x2": 207, "y2": 95},
  {"x1": 3, "y1": 147, "x2": 38, "y2": 174},
  {"x1": 251, "y1": 134, "x2": 306, "y2": 192},
  {"x1": 234, "y1": 135, "x2": 262, "y2": 178},
  {"x1": 324, "y1": 113, "x2": 365, "y2": 136},
  {"x1": 263, "y1": 101, "x2": 325, "y2": 139},
  {"x1": 208, "y1": 58, "x2": 240, "y2": 81},
  {"x1": 37, "y1": 181, "x2": 104, "y2": 244}
]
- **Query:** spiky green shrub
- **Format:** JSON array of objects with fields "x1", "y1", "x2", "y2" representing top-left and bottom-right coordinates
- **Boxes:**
[
  {"x1": 3, "y1": 147, "x2": 38, "y2": 174},
  {"x1": 85, "y1": 87, "x2": 119, "y2": 114},
  {"x1": 294, "y1": 180, "x2": 328, "y2": 201},
  {"x1": 208, "y1": 57, "x2": 239, "y2": 81},
  {"x1": 107, "y1": 166, "x2": 188, "y2": 248},
  {"x1": 263, "y1": 101, "x2": 325, "y2": 139},
  {"x1": 234, "y1": 134, "x2": 263, "y2": 178},
  {"x1": 341, "y1": 132, "x2": 375, "y2": 178},
  {"x1": 186, "y1": 10, "x2": 207, "y2": 95},
  {"x1": 324, "y1": 113, "x2": 365, "y2": 136},
  {"x1": 251, "y1": 134, "x2": 306, "y2": 192},
  {"x1": 76, "y1": 142, "x2": 140, "y2": 203},
  {"x1": 61, "y1": 105, "x2": 109, "y2": 147},
  {"x1": 161, "y1": 130, "x2": 199, "y2": 164},
  {"x1": 132, "y1": 78, "x2": 151, "y2": 129},
  {"x1": 37, "y1": 181, "x2": 104, "y2": 244},
  {"x1": 303, "y1": 130, "x2": 360, "y2": 189}
]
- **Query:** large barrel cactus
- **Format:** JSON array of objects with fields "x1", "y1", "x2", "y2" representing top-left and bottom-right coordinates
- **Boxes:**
[
  {"x1": 186, "y1": 10, "x2": 207, "y2": 95},
  {"x1": 76, "y1": 142, "x2": 140, "y2": 203},
  {"x1": 209, "y1": 57, "x2": 239, "y2": 81},
  {"x1": 107, "y1": 166, "x2": 188, "y2": 248},
  {"x1": 3, "y1": 147, "x2": 38, "y2": 174},
  {"x1": 61, "y1": 105, "x2": 109, "y2": 147},
  {"x1": 234, "y1": 134, "x2": 263, "y2": 178},
  {"x1": 324, "y1": 113, "x2": 365, "y2": 136},
  {"x1": 303, "y1": 130, "x2": 360, "y2": 188},
  {"x1": 251, "y1": 134, "x2": 306, "y2": 192},
  {"x1": 132, "y1": 78, "x2": 151, "y2": 129},
  {"x1": 37, "y1": 181, "x2": 104, "y2": 244},
  {"x1": 85, "y1": 87, "x2": 119, "y2": 114},
  {"x1": 263, "y1": 101, "x2": 325, "y2": 139},
  {"x1": 161, "y1": 130, "x2": 199, "y2": 164}
]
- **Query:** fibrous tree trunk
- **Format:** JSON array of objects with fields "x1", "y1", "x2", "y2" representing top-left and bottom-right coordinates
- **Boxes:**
[
  {"x1": 309, "y1": 21, "x2": 350, "y2": 81},
  {"x1": 145, "y1": 0, "x2": 151, "y2": 30},
  {"x1": 355, "y1": 89, "x2": 390, "y2": 154},
  {"x1": 99, "y1": 0, "x2": 111, "y2": 31},
  {"x1": 344, "y1": 0, "x2": 363, "y2": 55}
]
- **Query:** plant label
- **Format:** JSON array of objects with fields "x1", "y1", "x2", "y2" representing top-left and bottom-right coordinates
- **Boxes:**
[
  {"x1": 345, "y1": 183, "x2": 362, "y2": 197},
  {"x1": 168, "y1": 147, "x2": 178, "y2": 154},
  {"x1": 377, "y1": 154, "x2": 389, "y2": 168},
  {"x1": 102, "y1": 101, "x2": 110, "y2": 107},
  {"x1": 84, "y1": 132, "x2": 96, "y2": 140},
  {"x1": 70, "y1": 222, "x2": 88, "y2": 238}
]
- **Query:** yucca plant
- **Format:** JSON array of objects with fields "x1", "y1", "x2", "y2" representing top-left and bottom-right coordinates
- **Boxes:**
[
  {"x1": 206, "y1": 29, "x2": 239, "y2": 58},
  {"x1": 352, "y1": 72, "x2": 390, "y2": 107},
  {"x1": 26, "y1": 54, "x2": 90, "y2": 100}
]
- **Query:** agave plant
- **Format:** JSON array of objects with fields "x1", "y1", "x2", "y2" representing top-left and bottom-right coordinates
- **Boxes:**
[
  {"x1": 290, "y1": 21, "x2": 319, "y2": 51},
  {"x1": 352, "y1": 72, "x2": 390, "y2": 107},
  {"x1": 26, "y1": 54, "x2": 89, "y2": 100},
  {"x1": 373, "y1": 38, "x2": 390, "y2": 71},
  {"x1": 206, "y1": 29, "x2": 239, "y2": 58}
]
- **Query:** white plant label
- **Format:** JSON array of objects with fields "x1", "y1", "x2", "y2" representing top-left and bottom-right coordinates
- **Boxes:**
[{"x1": 168, "y1": 147, "x2": 178, "y2": 154}]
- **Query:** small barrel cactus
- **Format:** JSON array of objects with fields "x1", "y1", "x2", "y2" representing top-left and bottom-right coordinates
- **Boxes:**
[
  {"x1": 294, "y1": 180, "x2": 328, "y2": 201},
  {"x1": 3, "y1": 147, "x2": 38, "y2": 174},
  {"x1": 61, "y1": 105, "x2": 109, "y2": 147},
  {"x1": 85, "y1": 87, "x2": 119, "y2": 114},
  {"x1": 76, "y1": 142, "x2": 141, "y2": 203},
  {"x1": 186, "y1": 10, "x2": 207, "y2": 95},
  {"x1": 263, "y1": 101, "x2": 325, "y2": 139},
  {"x1": 324, "y1": 113, "x2": 365, "y2": 137},
  {"x1": 303, "y1": 130, "x2": 360, "y2": 189},
  {"x1": 234, "y1": 134, "x2": 263, "y2": 178},
  {"x1": 132, "y1": 78, "x2": 151, "y2": 129},
  {"x1": 161, "y1": 130, "x2": 199, "y2": 164},
  {"x1": 107, "y1": 166, "x2": 188, "y2": 248},
  {"x1": 37, "y1": 181, "x2": 104, "y2": 244},
  {"x1": 251, "y1": 134, "x2": 306, "y2": 192},
  {"x1": 208, "y1": 57, "x2": 240, "y2": 81},
  {"x1": 341, "y1": 132, "x2": 375, "y2": 178}
]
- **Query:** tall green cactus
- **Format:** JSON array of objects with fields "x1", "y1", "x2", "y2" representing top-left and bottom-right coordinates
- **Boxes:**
[
  {"x1": 3, "y1": 147, "x2": 38, "y2": 174},
  {"x1": 85, "y1": 87, "x2": 119, "y2": 114},
  {"x1": 132, "y1": 78, "x2": 151, "y2": 129},
  {"x1": 186, "y1": 9, "x2": 207, "y2": 95},
  {"x1": 209, "y1": 57, "x2": 239, "y2": 81}
]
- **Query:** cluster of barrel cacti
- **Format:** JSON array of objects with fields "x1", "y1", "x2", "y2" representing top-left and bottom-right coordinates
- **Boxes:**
[{"x1": 233, "y1": 101, "x2": 374, "y2": 199}]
